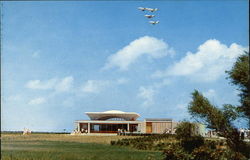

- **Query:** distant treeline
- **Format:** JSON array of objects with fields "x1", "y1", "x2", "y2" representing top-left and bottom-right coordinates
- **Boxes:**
[{"x1": 1, "y1": 131, "x2": 70, "y2": 134}]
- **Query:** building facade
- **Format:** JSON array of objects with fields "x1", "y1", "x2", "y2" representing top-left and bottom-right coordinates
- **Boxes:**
[{"x1": 73, "y1": 110, "x2": 178, "y2": 134}]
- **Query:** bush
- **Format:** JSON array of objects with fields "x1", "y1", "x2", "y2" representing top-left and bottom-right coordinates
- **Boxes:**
[
  {"x1": 110, "y1": 134, "x2": 174, "y2": 151},
  {"x1": 204, "y1": 140, "x2": 217, "y2": 150},
  {"x1": 163, "y1": 144, "x2": 190, "y2": 160},
  {"x1": 225, "y1": 150, "x2": 248, "y2": 160},
  {"x1": 191, "y1": 145, "x2": 229, "y2": 160},
  {"x1": 175, "y1": 122, "x2": 196, "y2": 139},
  {"x1": 191, "y1": 146, "x2": 247, "y2": 160},
  {"x1": 180, "y1": 136, "x2": 204, "y2": 153},
  {"x1": 110, "y1": 141, "x2": 116, "y2": 145},
  {"x1": 164, "y1": 140, "x2": 248, "y2": 160},
  {"x1": 154, "y1": 143, "x2": 165, "y2": 151}
]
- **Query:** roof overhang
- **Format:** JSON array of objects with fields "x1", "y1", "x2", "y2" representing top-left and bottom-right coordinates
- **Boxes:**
[{"x1": 85, "y1": 110, "x2": 140, "y2": 121}]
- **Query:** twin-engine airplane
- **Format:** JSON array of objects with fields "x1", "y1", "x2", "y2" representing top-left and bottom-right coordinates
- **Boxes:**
[
  {"x1": 138, "y1": 7, "x2": 158, "y2": 12},
  {"x1": 146, "y1": 8, "x2": 158, "y2": 12},
  {"x1": 144, "y1": 15, "x2": 155, "y2": 18},
  {"x1": 149, "y1": 21, "x2": 159, "y2": 25},
  {"x1": 138, "y1": 7, "x2": 147, "y2": 11}
]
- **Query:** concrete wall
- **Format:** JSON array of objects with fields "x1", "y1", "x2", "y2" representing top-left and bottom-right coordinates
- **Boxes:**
[
  {"x1": 139, "y1": 121, "x2": 178, "y2": 134},
  {"x1": 152, "y1": 122, "x2": 172, "y2": 133},
  {"x1": 139, "y1": 122, "x2": 146, "y2": 133}
]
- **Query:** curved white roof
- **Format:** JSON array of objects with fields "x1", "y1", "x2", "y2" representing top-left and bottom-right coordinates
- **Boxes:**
[
  {"x1": 103, "y1": 110, "x2": 125, "y2": 113},
  {"x1": 85, "y1": 110, "x2": 140, "y2": 121}
]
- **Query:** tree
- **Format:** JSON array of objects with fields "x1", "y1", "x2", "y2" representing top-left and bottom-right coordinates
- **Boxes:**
[
  {"x1": 226, "y1": 52, "x2": 250, "y2": 126},
  {"x1": 175, "y1": 121, "x2": 205, "y2": 153},
  {"x1": 175, "y1": 122, "x2": 196, "y2": 139},
  {"x1": 188, "y1": 90, "x2": 249, "y2": 158}
]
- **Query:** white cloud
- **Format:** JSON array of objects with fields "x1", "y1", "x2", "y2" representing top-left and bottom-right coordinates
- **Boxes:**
[
  {"x1": 104, "y1": 36, "x2": 175, "y2": 70},
  {"x1": 81, "y1": 80, "x2": 109, "y2": 93},
  {"x1": 153, "y1": 39, "x2": 247, "y2": 82},
  {"x1": 153, "y1": 79, "x2": 171, "y2": 88},
  {"x1": 26, "y1": 76, "x2": 74, "y2": 92},
  {"x1": 7, "y1": 95, "x2": 22, "y2": 102},
  {"x1": 203, "y1": 89, "x2": 216, "y2": 99},
  {"x1": 176, "y1": 103, "x2": 187, "y2": 110},
  {"x1": 26, "y1": 78, "x2": 58, "y2": 90},
  {"x1": 55, "y1": 76, "x2": 74, "y2": 92},
  {"x1": 137, "y1": 79, "x2": 170, "y2": 106},
  {"x1": 28, "y1": 97, "x2": 46, "y2": 105},
  {"x1": 116, "y1": 78, "x2": 129, "y2": 85},
  {"x1": 137, "y1": 86, "x2": 156, "y2": 106}
]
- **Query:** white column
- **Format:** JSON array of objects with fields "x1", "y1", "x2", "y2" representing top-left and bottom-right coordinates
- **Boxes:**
[
  {"x1": 171, "y1": 120, "x2": 173, "y2": 134},
  {"x1": 127, "y1": 123, "x2": 130, "y2": 132},
  {"x1": 78, "y1": 123, "x2": 80, "y2": 132},
  {"x1": 88, "y1": 123, "x2": 90, "y2": 134}
]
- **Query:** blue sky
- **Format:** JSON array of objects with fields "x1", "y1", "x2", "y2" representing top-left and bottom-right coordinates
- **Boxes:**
[{"x1": 2, "y1": 1, "x2": 249, "y2": 132}]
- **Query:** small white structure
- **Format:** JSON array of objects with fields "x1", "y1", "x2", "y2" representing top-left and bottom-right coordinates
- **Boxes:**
[{"x1": 23, "y1": 128, "x2": 32, "y2": 135}]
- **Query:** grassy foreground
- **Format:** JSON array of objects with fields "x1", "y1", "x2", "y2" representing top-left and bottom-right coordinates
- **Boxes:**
[{"x1": 1, "y1": 133, "x2": 164, "y2": 160}]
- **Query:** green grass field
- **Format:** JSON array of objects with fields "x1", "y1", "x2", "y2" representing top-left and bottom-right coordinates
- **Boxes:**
[{"x1": 1, "y1": 133, "x2": 164, "y2": 160}]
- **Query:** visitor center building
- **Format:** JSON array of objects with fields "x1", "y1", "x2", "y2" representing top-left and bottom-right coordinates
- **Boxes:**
[{"x1": 73, "y1": 110, "x2": 178, "y2": 134}]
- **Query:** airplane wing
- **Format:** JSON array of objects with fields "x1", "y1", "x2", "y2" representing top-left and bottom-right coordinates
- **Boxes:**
[
  {"x1": 138, "y1": 7, "x2": 146, "y2": 11},
  {"x1": 145, "y1": 15, "x2": 155, "y2": 18},
  {"x1": 147, "y1": 8, "x2": 158, "y2": 12}
]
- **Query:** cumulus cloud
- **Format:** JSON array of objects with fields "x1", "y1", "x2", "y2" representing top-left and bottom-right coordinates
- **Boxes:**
[
  {"x1": 176, "y1": 103, "x2": 187, "y2": 110},
  {"x1": 81, "y1": 80, "x2": 109, "y2": 93},
  {"x1": 153, "y1": 39, "x2": 247, "y2": 82},
  {"x1": 152, "y1": 79, "x2": 171, "y2": 88},
  {"x1": 28, "y1": 97, "x2": 46, "y2": 105},
  {"x1": 116, "y1": 78, "x2": 129, "y2": 85},
  {"x1": 7, "y1": 95, "x2": 22, "y2": 102},
  {"x1": 137, "y1": 86, "x2": 156, "y2": 106},
  {"x1": 104, "y1": 36, "x2": 175, "y2": 70},
  {"x1": 55, "y1": 76, "x2": 74, "y2": 92},
  {"x1": 26, "y1": 78, "x2": 57, "y2": 90},
  {"x1": 137, "y1": 79, "x2": 170, "y2": 106},
  {"x1": 26, "y1": 76, "x2": 74, "y2": 92},
  {"x1": 203, "y1": 89, "x2": 216, "y2": 99}
]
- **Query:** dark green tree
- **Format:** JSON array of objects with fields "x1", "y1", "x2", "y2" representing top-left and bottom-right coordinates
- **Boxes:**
[
  {"x1": 175, "y1": 121, "x2": 205, "y2": 153},
  {"x1": 226, "y1": 52, "x2": 250, "y2": 126},
  {"x1": 175, "y1": 121, "x2": 196, "y2": 139},
  {"x1": 188, "y1": 90, "x2": 249, "y2": 158}
]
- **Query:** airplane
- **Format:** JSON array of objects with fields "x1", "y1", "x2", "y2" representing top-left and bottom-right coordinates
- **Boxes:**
[
  {"x1": 145, "y1": 8, "x2": 158, "y2": 12},
  {"x1": 144, "y1": 15, "x2": 155, "y2": 18},
  {"x1": 138, "y1": 7, "x2": 147, "y2": 11},
  {"x1": 149, "y1": 21, "x2": 159, "y2": 25}
]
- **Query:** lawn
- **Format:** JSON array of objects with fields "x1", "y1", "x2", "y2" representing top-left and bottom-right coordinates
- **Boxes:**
[{"x1": 1, "y1": 133, "x2": 164, "y2": 160}]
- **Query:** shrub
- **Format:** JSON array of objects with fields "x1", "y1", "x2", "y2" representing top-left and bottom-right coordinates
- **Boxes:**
[
  {"x1": 110, "y1": 141, "x2": 116, "y2": 145},
  {"x1": 163, "y1": 144, "x2": 189, "y2": 160},
  {"x1": 225, "y1": 150, "x2": 248, "y2": 160},
  {"x1": 175, "y1": 122, "x2": 196, "y2": 139},
  {"x1": 110, "y1": 134, "x2": 174, "y2": 151},
  {"x1": 134, "y1": 142, "x2": 148, "y2": 150},
  {"x1": 180, "y1": 136, "x2": 204, "y2": 153},
  {"x1": 204, "y1": 140, "x2": 217, "y2": 150},
  {"x1": 191, "y1": 145, "x2": 230, "y2": 160},
  {"x1": 154, "y1": 142, "x2": 165, "y2": 151}
]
